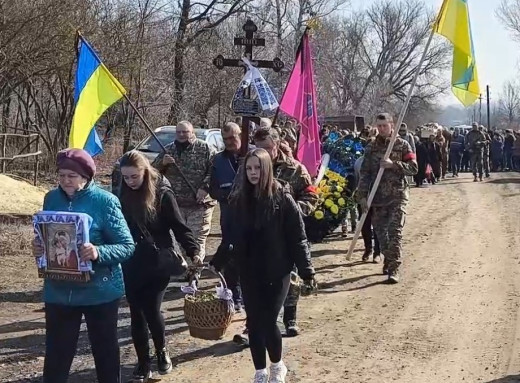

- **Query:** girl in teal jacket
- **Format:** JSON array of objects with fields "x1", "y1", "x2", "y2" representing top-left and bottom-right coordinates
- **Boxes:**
[{"x1": 33, "y1": 149, "x2": 134, "y2": 383}]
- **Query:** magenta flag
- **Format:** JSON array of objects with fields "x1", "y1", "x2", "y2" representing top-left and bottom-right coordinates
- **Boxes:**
[{"x1": 279, "y1": 31, "x2": 321, "y2": 176}]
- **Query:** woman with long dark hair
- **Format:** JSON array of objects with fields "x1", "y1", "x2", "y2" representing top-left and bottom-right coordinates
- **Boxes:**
[
  {"x1": 118, "y1": 151, "x2": 200, "y2": 383},
  {"x1": 211, "y1": 148, "x2": 316, "y2": 383}
]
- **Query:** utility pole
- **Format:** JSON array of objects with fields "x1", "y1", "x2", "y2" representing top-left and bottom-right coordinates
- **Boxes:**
[
  {"x1": 479, "y1": 93, "x2": 483, "y2": 125},
  {"x1": 486, "y1": 85, "x2": 491, "y2": 129}
]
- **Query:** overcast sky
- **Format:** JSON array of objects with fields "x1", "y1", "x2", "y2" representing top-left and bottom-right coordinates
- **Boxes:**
[{"x1": 348, "y1": 0, "x2": 518, "y2": 106}]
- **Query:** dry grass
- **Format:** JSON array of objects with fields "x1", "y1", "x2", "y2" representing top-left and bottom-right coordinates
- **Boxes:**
[
  {"x1": 0, "y1": 174, "x2": 47, "y2": 215},
  {"x1": 0, "y1": 222, "x2": 40, "y2": 293}
]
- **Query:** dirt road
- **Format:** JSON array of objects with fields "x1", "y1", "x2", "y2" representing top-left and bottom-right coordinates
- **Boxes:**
[{"x1": 0, "y1": 172, "x2": 519, "y2": 383}]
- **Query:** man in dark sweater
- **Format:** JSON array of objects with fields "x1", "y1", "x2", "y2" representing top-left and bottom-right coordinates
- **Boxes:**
[{"x1": 209, "y1": 122, "x2": 245, "y2": 311}]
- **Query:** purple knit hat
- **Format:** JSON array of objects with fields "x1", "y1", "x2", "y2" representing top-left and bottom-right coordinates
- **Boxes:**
[{"x1": 56, "y1": 149, "x2": 96, "y2": 180}]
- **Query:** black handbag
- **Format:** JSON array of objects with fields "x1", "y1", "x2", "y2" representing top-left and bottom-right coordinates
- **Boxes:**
[{"x1": 135, "y1": 222, "x2": 188, "y2": 277}]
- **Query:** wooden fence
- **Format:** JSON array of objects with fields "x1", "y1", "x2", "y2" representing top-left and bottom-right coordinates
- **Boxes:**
[{"x1": 0, "y1": 132, "x2": 42, "y2": 185}]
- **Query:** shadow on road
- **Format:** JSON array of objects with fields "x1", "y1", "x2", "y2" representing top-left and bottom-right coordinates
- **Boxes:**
[
  {"x1": 172, "y1": 341, "x2": 242, "y2": 365},
  {"x1": 6, "y1": 364, "x2": 139, "y2": 383},
  {"x1": 312, "y1": 248, "x2": 348, "y2": 258},
  {"x1": 0, "y1": 290, "x2": 42, "y2": 303},
  {"x1": 318, "y1": 273, "x2": 382, "y2": 292},
  {"x1": 314, "y1": 261, "x2": 366, "y2": 272},
  {"x1": 0, "y1": 319, "x2": 45, "y2": 335},
  {"x1": 485, "y1": 376, "x2": 520, "y2": 383},
  {"x1": 488, "y1": 178, "x2": 520, "y2": 185}
]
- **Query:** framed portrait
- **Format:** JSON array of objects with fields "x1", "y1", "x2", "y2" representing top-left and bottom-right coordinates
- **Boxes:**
[{"x1": 33, "y1": 211, "x2": 93, "y2": 283}]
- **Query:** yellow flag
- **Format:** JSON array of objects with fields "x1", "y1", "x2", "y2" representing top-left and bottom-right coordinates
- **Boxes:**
[
  {"x1": 69, "y1": 36, "x2": 126, "y2": 156},
  {"x1": 434, "y1": 0, "x2": 480, "y2": 106}
]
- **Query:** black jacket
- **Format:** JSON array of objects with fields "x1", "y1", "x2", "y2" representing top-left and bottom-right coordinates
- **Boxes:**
[
  {"x1": 120, "y1": 178, "x2": 199, "y2": 284},
  {"x1": 211, "y1": 183, "x2": 314, "y2": 282}
]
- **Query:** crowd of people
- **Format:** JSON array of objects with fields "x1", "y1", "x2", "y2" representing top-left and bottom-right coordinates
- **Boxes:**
[
  {"x1": 322, "y1": 121, "x2": 520, "y2": 184},
  {"x1": 31, "y1": 114, "x2": 518, "y2": 383}
]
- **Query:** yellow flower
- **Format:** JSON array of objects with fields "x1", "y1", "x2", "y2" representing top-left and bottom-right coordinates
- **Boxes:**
[
  {"x1": 319, "y1": 180, "x2": 327, "y2": 188},
  {"x1": 336, "y1": 185, "x2": 343, "y2": 192},
  {"x1": 322, "y1": 186, "x2": 330, "y2": 193},
  {"x1": 334, "y1": 192, "x2": 341, "y2": 198},
  {"x1": 324, "y1": 199, "x2": 333, "y2": 208},
  {"x1": 338, "y1": 198, "x2": 345, "y2": 206},
  {"x1": 330, "y1": 205, "x2": 339, "y2": 215},
  {"x1": 314, "y1": 210, "x2": 324, "y2": 220}
]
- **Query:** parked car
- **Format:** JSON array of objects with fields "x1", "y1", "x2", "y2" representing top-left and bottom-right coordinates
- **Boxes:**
[{"x1": 111, "y1": 126, "x2": 223, "y2": 194}]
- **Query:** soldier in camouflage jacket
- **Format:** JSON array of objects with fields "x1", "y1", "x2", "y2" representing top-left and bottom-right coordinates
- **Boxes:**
[
  {"x1": 153, "y1": 121, "x2": 216, "y2": 261},
  {"x1": 273, "y1": 151, "x2": 318, "y2": 217},
  {"x1": 464, "y1": 123, "x2": 487, "y2": 181},
  {"x1": 357, "y1": 113, "x2": 418, "y2": 284},
  {"x1": 254, "y1": 127, "x2": 318, "y2": 337}
]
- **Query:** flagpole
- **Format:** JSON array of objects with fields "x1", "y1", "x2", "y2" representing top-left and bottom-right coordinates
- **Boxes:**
[
  {"x1": 272, "y1": 28, "x2": 308, "y2": 126},
  {"x1": 346, "y1": 25, "x2": 436, "y2": 260},
  {"x1": 73, "y1": 31, "x2": 196, "y2": 195}
]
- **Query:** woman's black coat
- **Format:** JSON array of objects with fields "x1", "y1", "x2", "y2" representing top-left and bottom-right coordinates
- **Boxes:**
[{"x1": 211, "y1": 184, "x2": 314, "y2": 283}]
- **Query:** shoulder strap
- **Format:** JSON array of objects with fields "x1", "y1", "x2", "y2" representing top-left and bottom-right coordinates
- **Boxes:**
[{"x1": 135, "y1": 220, "x2": 157, "y2": 249}]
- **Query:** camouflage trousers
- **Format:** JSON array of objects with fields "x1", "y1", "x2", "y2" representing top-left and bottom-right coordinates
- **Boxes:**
[
  {"x1": 470, "y1": 150, "x2": 484, "y2": 177},
  {"x1": 372, "y1": 203, "x2": 406, "y2": 271},
  {"x1": 283, "y1": 268, "x2": 300, "y2": 326},
  {"x1": 282, "y1": 243, "x2": 313, "y2": 325},
  {"x1": 483, "y1": 147, "x2": 490, "y2": 175},
  {"x1": 178, "y1": 205, "x2": 214, "y2": 260}
]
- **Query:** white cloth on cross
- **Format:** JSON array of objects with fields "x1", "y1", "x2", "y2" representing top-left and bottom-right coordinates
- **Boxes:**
[{"x1": 236, "y1": 57, "x2": 279, "y2": 111}]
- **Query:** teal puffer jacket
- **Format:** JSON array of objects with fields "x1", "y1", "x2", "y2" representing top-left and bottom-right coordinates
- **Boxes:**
[{"x1": 42, "y1": 182, "x2": 135, "y2": 306}]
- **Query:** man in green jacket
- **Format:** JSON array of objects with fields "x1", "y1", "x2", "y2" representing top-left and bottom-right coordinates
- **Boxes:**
[
  {"x1": 153, "y1": 121, "x2": 216, "y2": 262},
  {"x1": 465, "y1": 123, "x2": 487, "y2": 182},
  {"x1": 357, "y1": 113, "x2": 418, "y2": 284}
]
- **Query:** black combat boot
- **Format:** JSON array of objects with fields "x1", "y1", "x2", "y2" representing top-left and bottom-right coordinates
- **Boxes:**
[
  {"x1": 388, "y1": 269, "x2": 400, "y2": 284},
  {"x1": 284, "y1": 305, "x2": 300, "y2": 337},
  {"x1": 156, "y1": 348, "x2": 172, "y2": 375}
]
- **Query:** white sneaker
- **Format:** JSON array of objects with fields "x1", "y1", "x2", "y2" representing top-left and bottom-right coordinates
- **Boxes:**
[
  {"x1": 269, "y1": 361, "x2": 288, "y2": 383},
  {"x1": 253, "y1": 369, "x2": 269, "y2": 383}
]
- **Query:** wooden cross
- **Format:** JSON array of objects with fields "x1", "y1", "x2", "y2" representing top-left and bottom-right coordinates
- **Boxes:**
[{"x1": 213, "y1": 19, "x2": 285, "y2": 156}]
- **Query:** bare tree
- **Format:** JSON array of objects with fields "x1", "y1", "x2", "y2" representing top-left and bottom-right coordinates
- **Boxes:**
[
  {"x1": 314, "y1": 0, "x2": 449, "y2": 116},
  {"x1": 167, "y1": 0, "x2": 253, "y2": 124},
  {"x1": 497, "y1": 0, "x2": 520, "y2": 42},
  {"x1": 498, "y1": 80, "x2": 520, "y2": 125}
]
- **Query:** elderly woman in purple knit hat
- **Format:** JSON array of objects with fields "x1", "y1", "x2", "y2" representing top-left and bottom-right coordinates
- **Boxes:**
[{"x1": 32, "y1": 148, "x2": 134, "y2": 383}]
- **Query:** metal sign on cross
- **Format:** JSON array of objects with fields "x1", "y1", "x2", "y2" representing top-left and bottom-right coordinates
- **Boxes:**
[{"x1": 212, "y1": 19, "x2": 285, "y2": 156}]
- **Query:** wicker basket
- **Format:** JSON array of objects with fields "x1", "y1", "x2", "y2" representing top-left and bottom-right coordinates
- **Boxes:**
[{"x1": 183, "y1": 267, "x2": 234, "y2": 340}]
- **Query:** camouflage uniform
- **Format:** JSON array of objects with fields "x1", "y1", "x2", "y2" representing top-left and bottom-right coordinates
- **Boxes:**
[
  {"x1": 273, "y1": 151, "x2": 319, "y2": 328},
  {"x1": 273, "y1": 151, "x2": 319, "y2": 216},
  {"x1": 153, "y1": 139, "x2": 216, "y2": 260},
  {"x1": 357, "y1": 136, "x2": 418, "y2": 273},
  {"x1": 464, "y1": 130, "x2": 487, "y2": 179},
  {"x1": 482, "y1": 131, "x2": 492, "y2": 176}
]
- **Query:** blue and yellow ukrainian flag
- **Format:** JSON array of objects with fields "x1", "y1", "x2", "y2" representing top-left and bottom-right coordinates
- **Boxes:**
[
  {"x1": 434, "y1": 0, "x2": 480, "y2": 107},
  {"x1": 69, "y1": 35, "x2": 126, "y2": 156}
]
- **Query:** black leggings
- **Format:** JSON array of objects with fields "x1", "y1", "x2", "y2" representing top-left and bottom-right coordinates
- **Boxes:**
[
  {"x1": 242, "y1": 274, "x2": 291, "y2": 370},
  {"x1": 126, "y1": 276, "x2": 170, "y2": 364}
]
